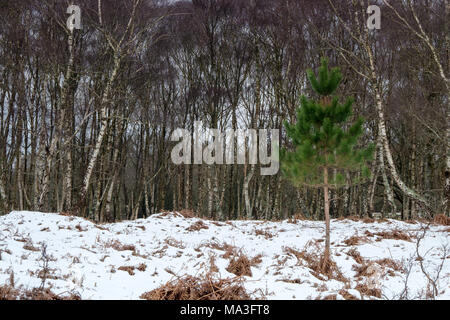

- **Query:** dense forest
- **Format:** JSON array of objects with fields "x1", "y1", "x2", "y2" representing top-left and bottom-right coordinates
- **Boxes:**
[{"x1": 0, "y1": 0, "x2": 448, "y2": 222}]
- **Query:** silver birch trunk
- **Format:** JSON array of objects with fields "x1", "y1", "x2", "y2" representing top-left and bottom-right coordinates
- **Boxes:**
[
  {"x1": 81, "y1": 54, "x2": 121, "y2": 200},
  {"x1": 367, "y1": 52, "x2": 428, "y2": 207}
]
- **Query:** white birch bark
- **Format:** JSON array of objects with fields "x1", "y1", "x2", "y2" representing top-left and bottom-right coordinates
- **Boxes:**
[
  {"x1": 37, "y1": 31, "x2": 75, "y2": 210},
  {"x1": 81, "y1": 54, "x2": 121, "y2": 200},
  {"x1": 366, "y1": 41, "x2": 429, "y2": 208},
  {"x1": 81, "y1": 0, "x2": 142, "y2": 204},
  {"x1": 383, "y1": 0, "x2": 449, "y2": 213}
]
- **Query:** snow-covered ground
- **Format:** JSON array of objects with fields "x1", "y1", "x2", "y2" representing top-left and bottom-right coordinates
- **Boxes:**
[{"x1": 0, "y1": 211, "x2": 448, "y2": 300}]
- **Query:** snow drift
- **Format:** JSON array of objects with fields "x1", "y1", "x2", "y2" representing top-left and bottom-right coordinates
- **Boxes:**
[{"x1": 0, "y1": 211, "x2": 448, "y2": 300}]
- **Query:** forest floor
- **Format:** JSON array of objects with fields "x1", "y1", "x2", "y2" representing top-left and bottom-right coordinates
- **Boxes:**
[{"x1": 0, "y1": 210, "x2": 449, "y2": 300}]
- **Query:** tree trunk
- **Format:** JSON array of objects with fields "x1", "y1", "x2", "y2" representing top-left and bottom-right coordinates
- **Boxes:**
[
  {"x1": 244, "y1": 164, "x2": 255, "y2": 219},
  {"x1": 184, "y1": 165, "x2": 190, "y2": 209},
  {"x1": 38, "y1": 32, "x2": 75, "y2": 211},
  {"x1": 63, "y1": 150, "x2": 72, "y2": 211},
  {"x1": 322, "y1": 166, "x2": 331, "y2": 269},
  {"x1": 379, "y1": 143, "x2": 396, "y2": 215},
  {"x1": 81, "y1": 54, "x2": 121, "y2": 205},
  {"x1": 367, "y1": 48, "x2": 428, "y2": 209}
]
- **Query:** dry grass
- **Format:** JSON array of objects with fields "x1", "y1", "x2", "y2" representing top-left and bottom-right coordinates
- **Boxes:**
[
  {"x1": 118, "y1": 263, "x2": 148, "y2": 275},
  {"x1": 375, "y1": 258, "x2": 404, "y2": 272},
  {"x1": 118, "y1": 266, "x2": 135, "y2": 275},
  {"x1": 339, "y1": 289, "x2": 359, "y2": 300},
  {"x1": 164, "y1": 267, "x2": 176, "y2": 276},
  {"x1": 277, "y1": 278, "x2": 304, "y2": 284},
  {"x1": 254, "y1": 228, "x2": 273, "y2": 239},
  {"x1": 202, "y1": 240, "x2": 236, "y2": 255},
  {"x1": 287, "y1": 213, "x2": 307, "y2": 224},
  {"x1": 354, "y1": 283, "x2": 381, "y2": 299},
  {"x1": 23, "y1": 243, "x2": 40, "y2": 252},
  {"x1": 104, "y1": 239, "x2": 136, "y2": 252},
  {"x1": 208, "y1": 254, "x2": 219, "y2": 273},
  {"x1": 250, "y1": 254, "x2": 263, "y2": 266},
  {"x1": 186, "y1": 220, "x2": 209, "y2": 232},
  {"x1": 347, "y1": 248, "x2": 364, "y2": 264},
  {"x1": 353, "y1": 258, "x2": 402, "y2": 280},
  {"x1": 164, "y1": 237, "x2": 186, "y2": 249},
  {"x1": 137, "y1": 263, "x2": 147, "y2": 272},
  {"x1": 320, "y1": 294, "x2": 337, "y2": 300},
  {"x1": 352, "y1": 263, "x2": 372, "y2": 277},
  {"x1": 0, "y1": 285, "x2": 80, "y2": 300},
  {"x1": 375, "y1": 229, "x2": 412, "y2": 242},
  {"x1": 139, "y1": 275, "x2": 251, "y2": 300},
  {"x1": 152, "y1": 245, "x2": 168, "y2": 258},
  {"x1": 177, "y1": 209, "x2": 197, "y2": 218},
  {"x1": 0, "y1": 284, "x2": 20, "y2": 300},
  {"x1": 434, "y1": 214, "x2": 450, "y2": 226},
  {"x1": 0, "y1": 248, "x2": 11, "y2": 261},
  {"x1": 364, "y1": 230, "x2": 375, "y2": 237},
  {"x1": 226, "y1": 251, "x2": 253, "y2": 277},
  {"x1": 283, "y1": 244, "x2": 348, "y2": 283},
  {"x1": 156, "y1": 210, "x2": 172, "y2": 218},
  {"x1": 221, "y1": 246, "x2": 237, "y2": 260},
  {"x1": 29, "y1": 269, "x2": 59, "y2": 280},
  {"x1": 158, "y1": 210, "x2": 202, "y2": 220},
  {"x1": 75, "y1": 224, "x2": 87, "y2": 232},
  {"x1": 343, "y1": 235, "x2": 370, "y2": 246},
  {"x1": 337, "y1": 215, "x2": 390, "y2": 223},
  {"x1": 21, "y1": 288, "x2": 81, "y2": 300},
  {"x1": 283, "y1": 246, "x2": 306, "y2": 263}
]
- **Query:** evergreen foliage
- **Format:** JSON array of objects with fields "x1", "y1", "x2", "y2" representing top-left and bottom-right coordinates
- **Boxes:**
[{"x1": 281, "y1": 58, "x2": 374, "y2": 189}]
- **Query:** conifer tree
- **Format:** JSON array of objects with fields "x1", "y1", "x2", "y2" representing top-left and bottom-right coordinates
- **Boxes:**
[{"x1": 281, "y1": 58, "x2": 374, "y2": 269}]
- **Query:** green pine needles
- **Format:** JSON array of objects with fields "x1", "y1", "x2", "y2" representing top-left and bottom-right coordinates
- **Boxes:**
[
  {"x1": 281, "y1": 58, "x2": 374, "y2": 189},
  {"x1": 281, "y1": 57, "x2": 374, "y2": 268}
]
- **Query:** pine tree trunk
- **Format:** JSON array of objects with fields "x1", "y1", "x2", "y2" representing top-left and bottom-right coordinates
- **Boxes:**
[{"x1": 322, "y1": 166, "x2": 331, "y2": 269}]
